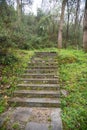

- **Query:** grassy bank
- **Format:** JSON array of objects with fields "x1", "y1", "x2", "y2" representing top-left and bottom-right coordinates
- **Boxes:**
[
  {"x1": 58, "y1": 49, "x2": 87, "y2": 130},
  {"x1": 0, "y1": 49, "x2": 34, "y2": 113}
]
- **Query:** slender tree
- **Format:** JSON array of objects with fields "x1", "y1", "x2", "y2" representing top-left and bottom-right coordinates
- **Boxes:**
[
  {"x1": 58, "y1": 0, "x2": 67, "y2": 49},
  {"x1": 83, "y1": 0, "x2": 87, "y2": 52},
  {"x1": 74, "y1": 0, "x2": 80, "y2": 46},
  {"x1": 16, "y1": 0, "x2": 21, "y2": 24},
  {"x1": 16, "y1": 0, "x2": 33, "y2": 24}
]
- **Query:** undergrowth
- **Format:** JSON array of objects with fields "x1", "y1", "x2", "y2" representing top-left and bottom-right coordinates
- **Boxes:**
[
  {"x1": 58, "y1": 49, "x2": 87, "y2": 130},
  {"x1": 0, "y1": 48, "x2": 34, "y2": 113}
]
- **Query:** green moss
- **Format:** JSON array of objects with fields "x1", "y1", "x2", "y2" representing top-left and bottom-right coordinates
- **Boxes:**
[{"x1": 12, "y1": 122, "x2": 20, "y2": 129}]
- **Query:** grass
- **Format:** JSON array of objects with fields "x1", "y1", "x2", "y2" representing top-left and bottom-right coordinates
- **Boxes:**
[
  {"x1": 0, "y1": 48, "x2": 34, "y2": 113},
  {"x1": 12, "y1": 122, "x2": 20, "y2": 129},
  {"x1": 58, "y1": 49, "x2": 87, "y2": 130}
]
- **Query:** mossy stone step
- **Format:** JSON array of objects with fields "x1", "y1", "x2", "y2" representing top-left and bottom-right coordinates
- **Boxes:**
[
  {"x1": 8, "y1": 97, "x2": 60, "y2": 107},
  {"x1": 20, "y1": 78, "x2": 58, "y2": 84},
  {"x1": 13, "y1": 90, "x2": 60, "y2": 98},
  {"x1": 31, "y1": 60, "x2": 57, "y2": 63},
  {"x1": 21, "y1": 74, "x2": 58, "y2": 78},
  {"x1": 28, "y1": 66, "x2": 58, "y2": 69},
  {"x1": 25, "y1": 69, "x2": 57, "y2": 73},
  {"x1": 17, "y1": 84, "x2": 59, "y2": 90},
  {"x1": 35, "y1": 52, "x2": 57, "y2": 55},
  {"x1": 28, "y1": 62, "x2": 58, "y2": 66}
]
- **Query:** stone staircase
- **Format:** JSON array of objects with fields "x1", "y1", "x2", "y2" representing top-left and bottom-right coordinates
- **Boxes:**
[{"x1": 8, "y1": 52, "x2": 61, "y2": 108}]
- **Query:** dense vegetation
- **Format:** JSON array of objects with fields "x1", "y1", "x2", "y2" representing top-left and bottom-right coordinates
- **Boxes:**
[
  {"x1": 0, "y1": 0, "x2": 87, "y2": 130},
  {"x1": 0, "y1": 49, "x2": 33, "y2": 113},
  {"x1": 0, "y1": 0, "x2": 86, "y2": 55},
  {"x1": 58, "y1": 49, "x2": 87, "y2": 130}
]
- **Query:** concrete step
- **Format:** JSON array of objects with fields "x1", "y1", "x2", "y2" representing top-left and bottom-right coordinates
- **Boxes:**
[
  {"x1": 13, "y1": 90, "x2": 60, "y2": 98},
  {"x1": 21, "y1": 74, "x2": 58, "y2": 78},
  {"x1": 17, "y1": 84, "x2": 59, "y2": 90},
  {"x1": 8, "y1": 97, "x2": 60, "y2": 107},
  {"x1": 20, "y1": 78, "x2": 58, "y2": 84}
]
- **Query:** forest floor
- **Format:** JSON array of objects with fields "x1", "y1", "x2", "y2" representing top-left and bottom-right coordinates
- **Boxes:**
[{"x1": 0, "y1": 48, "x2": 87, "y2": 130}]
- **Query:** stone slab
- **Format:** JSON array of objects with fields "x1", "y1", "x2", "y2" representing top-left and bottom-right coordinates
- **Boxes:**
[
  {"x1": 51, "y1": 108, "x2": 63, "y2": 130},
  {"x1": 25, "y1": 122, "x2": 49, "y2": 130},
  {"x1": 25, "y1": 122, "x2": 62, "y2": 130},
  {"x1": 12, "y1": 107, "x2": 32, "y2": 122}
]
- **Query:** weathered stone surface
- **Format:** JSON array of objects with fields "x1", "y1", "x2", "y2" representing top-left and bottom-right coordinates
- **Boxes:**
[
  {"x1": 14, "y1": 90, "x2": 60, "y2": 98},
  {"x1": 51, "y1": 123, "x2": 62, "y2": 130},
  {"x1": 51, "y1": 108, "x2": 63, "y2": 130},
  {"x1": 61, "y1": 89, "x2": 68, "y2": 97},
  {"x1": 22, "y1": 74, "x2": 58, "y2": 78},
  {"x1": 25, "y1": 122, "x2": 49, "y2": 130},
  {"x1": 8, "y1": 97, "x2": 60, "y2": 107},
  {"x1": 17, "y1": 84, "x2": 59, "y2": 90},
  {"x1": 11, "y1": 107, "x2": 32, "y2": 122},
  {"x1": 0, "y1": 107, "x2": 32, "y2": 129},
  {"x1": 25, "y1": 122, "x2": 62, "y2": 130}
]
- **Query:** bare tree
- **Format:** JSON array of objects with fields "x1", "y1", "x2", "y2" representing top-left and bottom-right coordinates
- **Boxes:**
[
  {"x1": 66, "y1": 0, "x2": 75, "y2": 42},
  {"x1": 74, "y1": 0, "x2": 80, "y2": 46},
  {"x1": 58, "y1": 0, "x2": 67, "y2": 49},
  {"x1": 83, "y1": 0, "x2": 87, "y2": 52},
  {"x1": 16, "y1": 0, "x2": 33, "y2": 24},
  {"x1": 16, "y1": 0, "x2": 21, "y2": 24}
]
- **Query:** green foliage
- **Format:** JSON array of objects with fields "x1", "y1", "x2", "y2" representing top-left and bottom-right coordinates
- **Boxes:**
[
  {"x1": 0, "y1": 53, "x2": 18, "y2": 65},
  {"x1": 58, "y1": 49, "x2": 87, "y2": 130},
  {"x1": 12, "y1": 122, "x2": 20, "y2": 129},
  {"x1": 0, "y1": 49, "x2": 34, "y2": 113},
  {"x1": 0, "y1": 100, "x2": 6, "y2": 113}
]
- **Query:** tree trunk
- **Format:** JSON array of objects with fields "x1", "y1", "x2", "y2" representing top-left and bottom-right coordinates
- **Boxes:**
[
  {"x1": 83, "y1": 0, "x2": 87, "y2": 52},
  {"x1": 16, "y1": 0, "x2": 21, "y2": 24},
  {"x1": 65, "y1": 0, "x2": 70, "y2": 48},
  {"x1": 74, "y1": 0, "x2": 80, "y2": 47},
  {"x1": 58, "y1": 0, "x2": 67, "y2": 49}
]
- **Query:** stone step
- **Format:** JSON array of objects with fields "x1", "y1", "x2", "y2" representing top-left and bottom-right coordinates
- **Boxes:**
[
  {"x1": 31, "y1": 55, "x2": 57, "y2": 57},
  {"x1": 25, "y1": 69, "x2": 57, "y2": 73},
  {"x1": 22, "y1": 74, "x2": 58, "y2": 78},
  {"x1": 28, "y1": 66, "x2": 58, "y2": 69},
  {"x1": 35, "y1": 52, "x2": 57, "y2": 55},
  {"x1": 17, "y1": 84, "x2": 59, "y2": 90},
  {"x1": 8, "y1": 97, "x2": 60, "y2": 107},
  {"x1": 13, "y1": 90, "x2": 60, "y2": 98},
  {"x1": 28, "y1": 62, "x2": 58, "y2": 66},
  {"x1": 31, "y1": 56, "x2": 57, "y2": 59},
  {"x1": 31, "y1": 60, "x2": 57, "y2": 63},
  {"x1": 20, "y1": 78, "x2": 58, "y2": 84},
  {"x1": 30, "y1": 58, "x2": 57, "y2": 61}
]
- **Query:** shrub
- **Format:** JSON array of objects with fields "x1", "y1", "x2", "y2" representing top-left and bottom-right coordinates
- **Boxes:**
[{"x1": 0, "y1": 53, "x2": 18, "y2": 65}]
